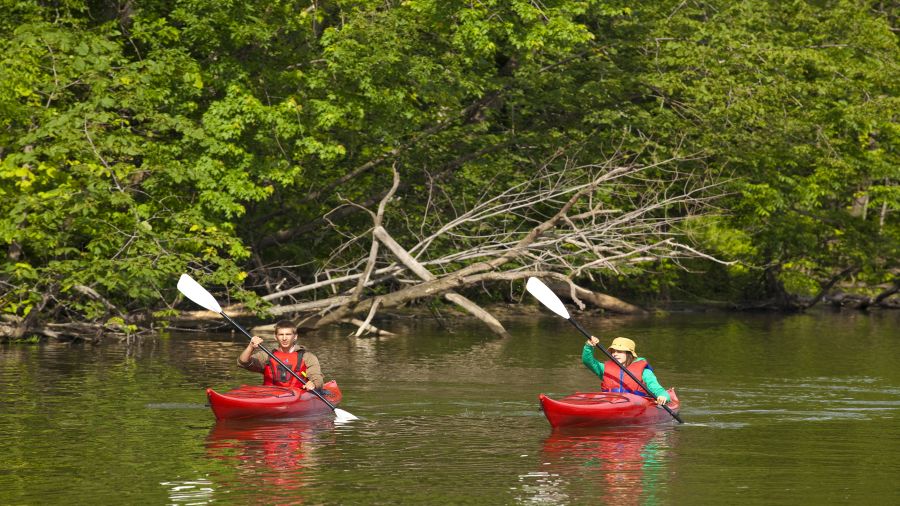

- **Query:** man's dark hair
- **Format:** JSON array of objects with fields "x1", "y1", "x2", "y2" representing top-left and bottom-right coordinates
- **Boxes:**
[{"x1": 274, "y1": 320, "x2": 297, "y2": 333}]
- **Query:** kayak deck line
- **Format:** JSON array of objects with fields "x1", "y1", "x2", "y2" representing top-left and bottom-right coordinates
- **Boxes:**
[{"x1": 217, "y1": 385, "x2": 299, "y2": 399}]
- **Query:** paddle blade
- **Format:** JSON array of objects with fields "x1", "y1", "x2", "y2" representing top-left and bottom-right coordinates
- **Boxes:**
[
  {"x1": 334, "y1": 408, "x2": 359, "y2": 422},
  {"x1": 177, "y1": 273, "x2": 223, "y2": 313},
  {"x1": 525, "y1": 277, "x2": 570, "y2": 319}
]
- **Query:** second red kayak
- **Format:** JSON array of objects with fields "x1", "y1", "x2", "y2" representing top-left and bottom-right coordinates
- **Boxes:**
[
  {"x1": 539, "y1": 389, "x2": 680, "y2": 428},
  {"x1": 207, "y1": 380, "x2": 342, "y2": 421}
]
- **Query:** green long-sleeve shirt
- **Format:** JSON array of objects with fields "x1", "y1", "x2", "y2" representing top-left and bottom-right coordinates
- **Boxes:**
[{"x1": 582, "y1": 343, "x2": 670, "y2": 401}]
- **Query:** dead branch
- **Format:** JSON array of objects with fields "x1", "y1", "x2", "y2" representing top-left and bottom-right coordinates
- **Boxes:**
[
  {"x1": 313, "y1": 225, "x2": 510, "y2": 337},
  {"x1": 352, "y1": 165, "x2": 400, "y2": 302},
  {"x1": 259, "y1": 148, "x2": 726, "y2": 335},
  {"x1": 341, "y1": 318, "x2": 396, "y2": 336}
]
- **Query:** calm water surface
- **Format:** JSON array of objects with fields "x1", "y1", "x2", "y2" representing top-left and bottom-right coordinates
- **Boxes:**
[{"x1": 1, "y1": 310, "x2": 898, "y2": 504}]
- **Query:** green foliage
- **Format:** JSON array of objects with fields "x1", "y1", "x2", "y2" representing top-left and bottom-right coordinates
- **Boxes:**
[
  {"x1": 8, "y1": 334, "x2": 42, "y2": 344},
  {"x1": 0, "y1": 3, "x2": 269, "y2": 326},
  {"x1": 683, "y1": 217, "x2": 757, "y2": 260},
  {"x1": 1, "y1": 0, "x2": 897, "y2": 334},
  {"x1": 577, "y1": 0, "x2": 900, "y2": 303}
]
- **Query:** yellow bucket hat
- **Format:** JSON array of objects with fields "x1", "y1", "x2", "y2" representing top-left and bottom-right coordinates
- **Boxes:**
[{"x1": 607, "y1": 337, "x2": 637, "y2": 356}]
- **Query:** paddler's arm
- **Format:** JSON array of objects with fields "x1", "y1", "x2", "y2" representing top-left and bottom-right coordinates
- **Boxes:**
[
  {"x1": 641, "y1": 366, "x2": 670, "y2": 405},
  {"x1": 301, "y1": 352, "x2": 325, "y2": 390},
  {"x1": 582, "y1": 337, "x2": 605, "y2": 379},
  {"x1": 237, "y1": 336, "x2": 265, "y2": 372}
]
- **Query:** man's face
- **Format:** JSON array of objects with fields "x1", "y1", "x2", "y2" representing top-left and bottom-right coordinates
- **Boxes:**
[{"x1": 275, "y1": 327, "x2": 296, "y2": 349}]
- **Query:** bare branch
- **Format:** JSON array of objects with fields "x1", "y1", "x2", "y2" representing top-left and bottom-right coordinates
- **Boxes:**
[
  {"x1": 259, "y1": 145, "x2": 726, "y2": 335},
  {"x1": 352, "y1": 164, "x2": 401, "y2": 301}
]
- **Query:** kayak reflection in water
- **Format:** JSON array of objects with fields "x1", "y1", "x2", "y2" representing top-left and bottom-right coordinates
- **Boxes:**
[
  {"x1": 206, "y1": 419, "x2": 335, "y2": 493},
  {"x1": 238, "y1": 319, "x2": 325, "y2": 392},
  {"x1": 584, "y1": 336, "x2": 670, "y2": 406},
  {"x1": 539, "y1": 427, "x2": 676, "y2": 505}
]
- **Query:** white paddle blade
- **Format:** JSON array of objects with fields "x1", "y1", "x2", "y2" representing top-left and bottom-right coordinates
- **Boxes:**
[
  {"x1": 525, "y1": 277, "x2": 570, "y2": 319},
  {"x1": 177, "y1": 273, "x2": 223, "y2": 313},
  {"x1": 334, "y1": 408, "x2": 359, "y2": 422}
]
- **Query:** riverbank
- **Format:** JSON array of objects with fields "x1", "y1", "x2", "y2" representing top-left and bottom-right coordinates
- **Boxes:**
[{"x1": 2, "y1": 289, "x2": 896, "y2": 344}]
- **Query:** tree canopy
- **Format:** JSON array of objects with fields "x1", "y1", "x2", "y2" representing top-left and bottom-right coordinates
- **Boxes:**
[{"x1": 1, "y1": 0, "x2": 897, "y2": 340}]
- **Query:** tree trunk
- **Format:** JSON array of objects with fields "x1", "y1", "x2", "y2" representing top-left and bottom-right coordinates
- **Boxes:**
[{"x1": 546, "y1": 280, "x2": 646, "y2": 314}]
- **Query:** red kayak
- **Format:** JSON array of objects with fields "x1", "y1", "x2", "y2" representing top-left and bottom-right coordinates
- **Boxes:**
[
  {"x1": 206, "y1": 380, "x2": 342, "y2": 421},
  {"x1": 539, "y1": 389, "x2": 679, "y2": 428}
]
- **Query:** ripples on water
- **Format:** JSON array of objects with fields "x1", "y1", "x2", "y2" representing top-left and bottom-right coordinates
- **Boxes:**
[
  {"x1": 2, "y1": 311, "x2": 899, "y2": 504},
  {"x1": 684, "y1": 375, "x2": 900, "y2": 425}
]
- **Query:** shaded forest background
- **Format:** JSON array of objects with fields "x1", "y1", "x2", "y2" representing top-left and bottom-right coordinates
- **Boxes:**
[{"x1": 1, "y1": 0, "x2": 897, "y2": 340}]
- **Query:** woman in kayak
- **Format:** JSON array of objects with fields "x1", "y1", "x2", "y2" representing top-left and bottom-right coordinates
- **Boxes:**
[
  {"x1": 583, "y1": 336, "x2": 670, "y2": 405},
  {"x1": 238, "y1": 319, "x2": 325, "y2": 392}
]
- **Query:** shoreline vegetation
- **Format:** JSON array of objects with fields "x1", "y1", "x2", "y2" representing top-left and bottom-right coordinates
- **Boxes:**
[
  {"x1": 2, "y1": 2, "x2": 897, "y2": 343},
  {"x1": 3, "y1": 281, "x2": 896, "y2": 343}
]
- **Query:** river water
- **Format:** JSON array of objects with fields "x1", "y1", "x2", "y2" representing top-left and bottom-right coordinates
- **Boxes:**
[{"x1": 1, "y1": 310, "x2": 898, "y2": 504}]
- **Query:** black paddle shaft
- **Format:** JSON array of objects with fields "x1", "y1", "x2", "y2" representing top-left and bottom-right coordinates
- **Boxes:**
[
  {"x1": 220, "y1": 312, "x2": 340, "y2": 412},
  {"x1": 568, "y1": 318, "x2": 684, "y2": 424}
]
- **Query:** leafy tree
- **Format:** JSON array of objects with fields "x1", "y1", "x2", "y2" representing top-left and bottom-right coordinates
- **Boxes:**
[
  {"x1": 1, "y1": 0, "x2": 897, "y2": 340},
  {"x1": 0, "y1": 2, "x2": 265, "y2": 333},
  {"x1": 563, "y1": 0, "x2": 900, "y2": 307}
]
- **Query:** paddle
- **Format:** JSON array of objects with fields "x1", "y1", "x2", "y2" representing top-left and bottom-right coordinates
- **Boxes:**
[
  {"x1": 525, "y1": 277, "x2": 683, "y2": 424},
  {"x1": 177, "y1": 273, "x2": 358, "y2": 422}
]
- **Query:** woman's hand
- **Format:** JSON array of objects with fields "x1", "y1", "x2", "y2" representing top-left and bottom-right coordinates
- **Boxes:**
[
  {"x1": 587, "y1": 335, "x2": 600, "y2": 347},
  {"x1": 656, "y1": 395, "x2": 669, "y2": 406}
]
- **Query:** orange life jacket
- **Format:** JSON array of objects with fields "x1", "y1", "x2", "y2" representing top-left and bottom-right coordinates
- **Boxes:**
[
  {"x1": 262, "y1": 350, "x2": 308, "y2": 388},
  {"x1": 601, "y1": 359, "x2": 649, "y2": 396}
]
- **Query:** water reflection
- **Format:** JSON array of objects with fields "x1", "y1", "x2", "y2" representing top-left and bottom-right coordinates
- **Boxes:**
[
  {"x1": 524, "y1": 427, "x2": 676, "y2": 505},
  {"x1": 3, "y1": 311, "x2": 898, "y2": 504},
  {"x1": 160, "y1": 478, "x2": 215, "y2": 504},
  {"x1": 204, "y1": 417, "x2": 336, "y2": 496}
]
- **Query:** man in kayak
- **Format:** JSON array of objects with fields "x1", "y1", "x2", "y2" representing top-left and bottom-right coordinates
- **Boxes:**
[
  {"x1": 583, "y1": 336, "x2": 670, "y2": 406},
  {"x1": 237, "y1": 320, "x2": 325, "y2": 391}
]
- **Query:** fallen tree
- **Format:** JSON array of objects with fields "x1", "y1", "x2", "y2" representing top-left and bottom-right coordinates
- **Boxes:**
[{"x1": 249, "y1": 149, "x2": 729, "y2": 337}]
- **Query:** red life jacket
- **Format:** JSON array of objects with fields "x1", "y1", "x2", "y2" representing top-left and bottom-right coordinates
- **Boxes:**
[
  {"x1": 262, "y1": 350, "x2": 308, "y2": 388},
  {"x1": 601, "y1": 359, "x2": 649, "y2": 396}
]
